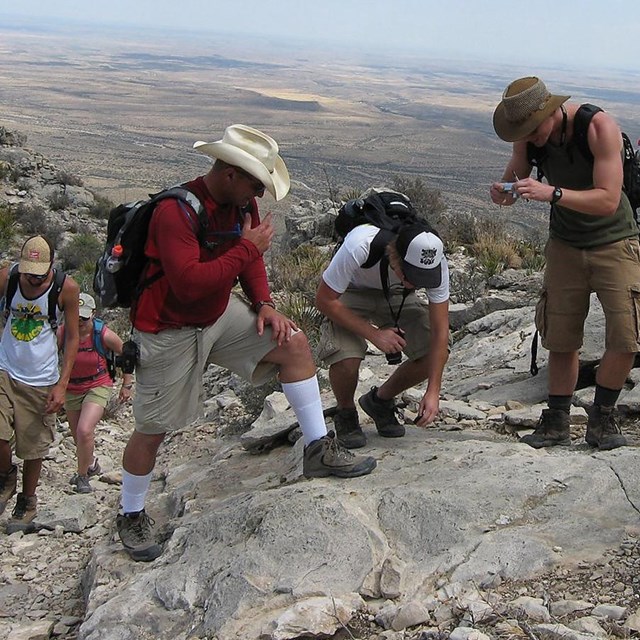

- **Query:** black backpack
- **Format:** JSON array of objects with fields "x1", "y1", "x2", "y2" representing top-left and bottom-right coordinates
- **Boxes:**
[
  {"x1": 334, "y1": 189, "x2": 425, "y2": 269},
  {"x1": 3, "y1": 264, "x2": 66, "y2": 331},
  {"x1": 527, "y1": 103, "x2": 640, "y2": 222},
  {"x1": 93, "y1": 186, "x2": 205, "y2": 308}
]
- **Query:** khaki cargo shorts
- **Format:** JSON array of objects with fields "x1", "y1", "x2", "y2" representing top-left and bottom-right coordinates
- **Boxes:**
[
  {"x1": 133, "y1": 294, "x2": 279, "y2": 435},
  {"x1": 0, "y1": 370, "x2": 56, "y2": 460},
  {"x1": 536, "y1": 236, "x2": 640, "y2": 352},
  {"x1": 318, "y1": 287, "x2": 431, "y2": 366},
  {"x1": 65, "y1": 384, "x2": 112, "y2": 412}
]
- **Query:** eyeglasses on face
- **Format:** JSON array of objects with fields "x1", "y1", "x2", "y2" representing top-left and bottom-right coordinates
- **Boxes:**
[
  {"x1": 24, "y1": 271, "x2": 50, "y2": 282},
  {"x1": 234, "y1": 166, "x2": 265, "y2": 194}
]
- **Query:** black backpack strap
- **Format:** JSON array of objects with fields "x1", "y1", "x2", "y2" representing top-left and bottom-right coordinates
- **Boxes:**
[
  {"x1": 47, "y1": 268, "x2": 66, "y2": 332},
  {"x1": 573, "y1": 103, "x2": 603, "y2": 163},
  {"x1": 530, "y1": 330, "x2": 539, "y2": 376},
  {"x1": 361, "y1": 228, "x2": 394, "y2": 269},
  {"x1": 527, "y1": 142, "x2": 547, "y2": 182}
]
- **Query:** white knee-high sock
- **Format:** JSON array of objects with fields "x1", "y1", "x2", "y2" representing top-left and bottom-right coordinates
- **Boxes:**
[
  {"x1": 281, "y1": 375, "x2": 327, "y2": 445},
  {"x1": 120, "y1": 470, "x2": 152, "y2": 514}
]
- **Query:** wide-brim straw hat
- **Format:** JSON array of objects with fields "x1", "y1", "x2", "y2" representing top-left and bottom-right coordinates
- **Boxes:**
[
  {"x1": 193, "y1": 124, "x2": 290, "y2": 201},
  {"x1": 493, "y1": 77, "x2": 570, "y2": 142}
]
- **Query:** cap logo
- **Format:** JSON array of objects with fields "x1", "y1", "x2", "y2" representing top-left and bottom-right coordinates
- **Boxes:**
[
  {"x1": 420, "y1": 248, "x2": 438, "y2": 266},
  {"x1": 28, "y1": 250, "x2": 42, "y2": 260}
]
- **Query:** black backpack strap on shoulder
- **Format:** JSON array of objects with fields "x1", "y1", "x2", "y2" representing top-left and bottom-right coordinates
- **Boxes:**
[
  {"x1": 573, "y1": 103, "x2": 603, "y2": 163},
  {"x1": 48, "y1": 268, "x2": 66, "y2": 332},
  {"x1": 527, "y1": 142, "x2": 547, "y2": 182},
  {"x1": 361, "y1": 228, "x2": 394, "y2": 269}
]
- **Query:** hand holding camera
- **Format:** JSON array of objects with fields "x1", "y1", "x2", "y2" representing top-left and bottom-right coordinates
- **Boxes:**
[
  {"x1": 116, "y1": 340, "x2": 139, "y2": 374},
  {"x1": 385, "y1": 327, "x2": 405, "y2": 365}
]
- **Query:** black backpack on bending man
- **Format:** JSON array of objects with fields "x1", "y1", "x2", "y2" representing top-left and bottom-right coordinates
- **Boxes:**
[{"x1": 333, "y1": 188, "x2": 435, "y2": 269}]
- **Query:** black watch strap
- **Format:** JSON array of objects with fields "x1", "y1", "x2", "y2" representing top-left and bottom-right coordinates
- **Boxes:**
[{"x1": 550, "y1": 187, "x2": 563, "y2": 205}]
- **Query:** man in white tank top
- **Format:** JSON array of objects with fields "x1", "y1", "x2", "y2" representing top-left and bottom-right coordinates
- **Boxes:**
[{"x1": 0, "y1": 236, "x2": 80, "y2": 533}]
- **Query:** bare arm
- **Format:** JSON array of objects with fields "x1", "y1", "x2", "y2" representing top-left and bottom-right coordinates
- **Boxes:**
[
  {"x1": 490, "y1": 141, "x2": 533, "y2": 206},
  {"x1": 102, "y1": 327, "x2": 134, "y2": 399},
  {"x1": 416, "y1": 300, "x2": 449, "y2": 426},
  {"x1": 47, "y1": 277, "x2": 80, "y2": 413}
]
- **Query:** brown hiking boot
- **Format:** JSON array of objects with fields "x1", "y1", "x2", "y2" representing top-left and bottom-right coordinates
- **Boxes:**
[
  {"x1": 585, "y1": 405, "x2": 627, "y2": 450},
  {"x1": 520, "y1": 409, "x2": 571, "y2": 448},
  {"x1": 358, "y1": 386, "x2": 405, "y2": 437},
  {"x1": 303, "y1": 431, "x2": 376, "y2": 478},
  {"x1": 116, "y1": 510, "x2": 162, "y2": 562},
  {"x1": 334, "y1": 408, "x2": 366, "y2": 449},
  {"x1": 6, "y1": 493, "x2": 37, "y2": 534},
  {"x1": 0, "y1": 464, "x2": 17, "y2": 515}
]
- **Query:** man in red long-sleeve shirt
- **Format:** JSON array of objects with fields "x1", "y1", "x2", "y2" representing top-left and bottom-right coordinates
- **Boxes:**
[{"x1": 116, "y1": 125, "x2": 376, "y2": 562}]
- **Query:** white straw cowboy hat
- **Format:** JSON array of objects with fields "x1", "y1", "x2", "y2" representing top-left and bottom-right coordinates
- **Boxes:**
[
  {"x1": 193, "y1": 124, "x2": 290, "y2": 201},
  {"x1": 493, "y1": 77, "x2": 570, "y2": 142}
]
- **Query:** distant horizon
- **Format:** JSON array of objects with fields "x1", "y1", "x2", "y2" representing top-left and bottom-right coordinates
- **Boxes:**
[{"x1": 2, "y1": 1, "x2": 640, "y2": 74}]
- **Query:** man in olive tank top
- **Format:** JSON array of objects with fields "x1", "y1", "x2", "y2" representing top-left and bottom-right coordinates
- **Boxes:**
[{"x1": 490, "y1": 76, "x2": 639, "y2": 451}]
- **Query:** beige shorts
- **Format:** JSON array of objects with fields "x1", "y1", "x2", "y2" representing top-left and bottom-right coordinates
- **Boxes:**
[
  {"x1": 536, "y1": 236, "x2": 640, "y2": 352},
  {"x1": 318, "y1": 287, "x2": 431, "y2": 366},
  {"x1": 133, "y1": 294, "x2": 278, "y2": 435},
  {"x1": 65, "y1": 384, "x2": 112, "y2": 412},
  {"x1": 0, "y1": 370, "x2": 56, "y2": 460}
]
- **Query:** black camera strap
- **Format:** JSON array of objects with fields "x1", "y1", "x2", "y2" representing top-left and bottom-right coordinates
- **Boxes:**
[{"x1": 380, "y1": 254, "x2": 410, "y2": 329}]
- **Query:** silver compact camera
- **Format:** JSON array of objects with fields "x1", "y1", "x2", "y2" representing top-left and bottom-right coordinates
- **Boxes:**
[{"x1": 500, "y1": 182, "x2": 519, "y2": 198}]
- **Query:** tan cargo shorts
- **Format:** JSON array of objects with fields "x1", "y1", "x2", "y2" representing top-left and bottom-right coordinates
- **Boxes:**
[
  {"x1": 65, "y1": 384, "x2": 112, "y2": 412},
  {"x1": 0, "y1": 370, "x2": 56, "y2": 460},
  {"x1": 133, "y1": 294, "x2": 279, "y2": 435},
  {"x1": 536, "y1": 236, "x2": 640, "y2": 352},
  {"x1": 318, "y1": 287, "x2": 431, "y2": 366}
]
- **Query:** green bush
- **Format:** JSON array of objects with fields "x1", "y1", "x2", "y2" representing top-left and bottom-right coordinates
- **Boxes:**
[
  {"x1": 0, "y1": 204, "x2": 16, "y2": 253},
  {"x1": 55, "y1": 170, "x2": 83, "y2": 187},
  {"x1": 15, "y1": 203, "x2": 65, "y2": 248},
  {"x1": 58, "y1": 234, "x2": 101, "y2": 271},
  {"x1": 48, "y1": 190, "x2": 71, "y2": 211},
  {"x1": 88, "y1": 193, "x2": 114, "y2": 219}
]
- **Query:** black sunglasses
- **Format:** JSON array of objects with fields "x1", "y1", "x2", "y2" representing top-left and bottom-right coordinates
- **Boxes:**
[
  {"x1": 234, "y1": 166, "x2": 265, "y2": 193},
  {"x1": 25, "y1": 271, "x2": 50, "y2": 282}
]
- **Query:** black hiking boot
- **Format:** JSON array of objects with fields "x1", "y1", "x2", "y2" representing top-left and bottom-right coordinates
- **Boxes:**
[
  {"x1": 303, "y1": 431, "x2": 376, "y2": 478},
  {"x1": 520, "y1": 408, "x2": 571, "y2": 448},
  {"x1": 585, "y1": 405, "x2": 627, "y2": 450},
  {"x1": 358, "y1": 386, "x2": 405, "y2": 437},
  {"x1": 334, "y1": 408, "x2": 366, "y2": 449},
  {"x1": 6, "y1": 493, "x2": 37, "y2": 534}
]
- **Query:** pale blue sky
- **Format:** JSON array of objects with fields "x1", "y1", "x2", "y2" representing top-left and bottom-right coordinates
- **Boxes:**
[{"x1": 1, "y1": 0, "x2": 639, "y2": 71}]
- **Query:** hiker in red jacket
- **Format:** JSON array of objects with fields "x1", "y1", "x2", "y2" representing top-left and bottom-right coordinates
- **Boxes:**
[{"x1": 116, "y1": 125, "x2": 376, "y2": 562}]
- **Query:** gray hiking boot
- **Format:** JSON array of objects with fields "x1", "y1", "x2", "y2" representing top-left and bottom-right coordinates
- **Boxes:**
[
  {"x1": 303, "y1": 431, "x2": 376, "y2": 478},
  {"x1": 334, "y1": 408, "x2": 366, "y2": 449},
  {"x1": 520, "y1": 408, "x2": 571, "y2": 448},
  {"x1": 6, "y1": 493, "x2": 37, "y2": 534},
  {"x1": 358, "y1": 386, "x2": 405, "y2": 437},
  {"x1": 116, "y1": 510, "x2": 162, "y2": 562},
  {"x1": 585, "y1": 405, "x2": 627, "y2": 450},
  {"x1": 0, "y1": 464, "x2": 17, "y2": 515},
  {"x1": 71, "y1": 474, "x2": 92, "y2": 494},
  {"x1": 87, "y1": 457, "x2": 102, "y2": 477}
]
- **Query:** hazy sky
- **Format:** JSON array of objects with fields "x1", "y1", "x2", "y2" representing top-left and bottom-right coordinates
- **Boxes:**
[{"x1": 2, "y1": 0, "x2": 639, "y2": 71}]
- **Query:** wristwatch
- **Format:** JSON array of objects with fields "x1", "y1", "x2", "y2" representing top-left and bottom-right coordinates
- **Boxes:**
[
  {"x1": 253, "y1": 300, "x2": 276, "y2": 313},
  {"x1": 550, "y1": 187, "x2": 563, "y2": 204}
]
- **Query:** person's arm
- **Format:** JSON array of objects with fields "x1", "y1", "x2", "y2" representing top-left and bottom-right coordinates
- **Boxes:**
[
  {"x1": 103, "y1": 327, "x2": 134, "y2": 401},
  {"x1": 415, "y1": 300, "x2": 449, "y2": 426},
  {"x1": 509, "y1": 113, "x2": 624, "y2": 216},
  {"x1": 315, "y1": 280, "x2": 406, "y2": 355},
  {"x1": 46, "y1": 277, "x2": 80, "y2": 413},
  {"x1": 152, "y1": 201, "x2": 270, "y2": 305}
]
